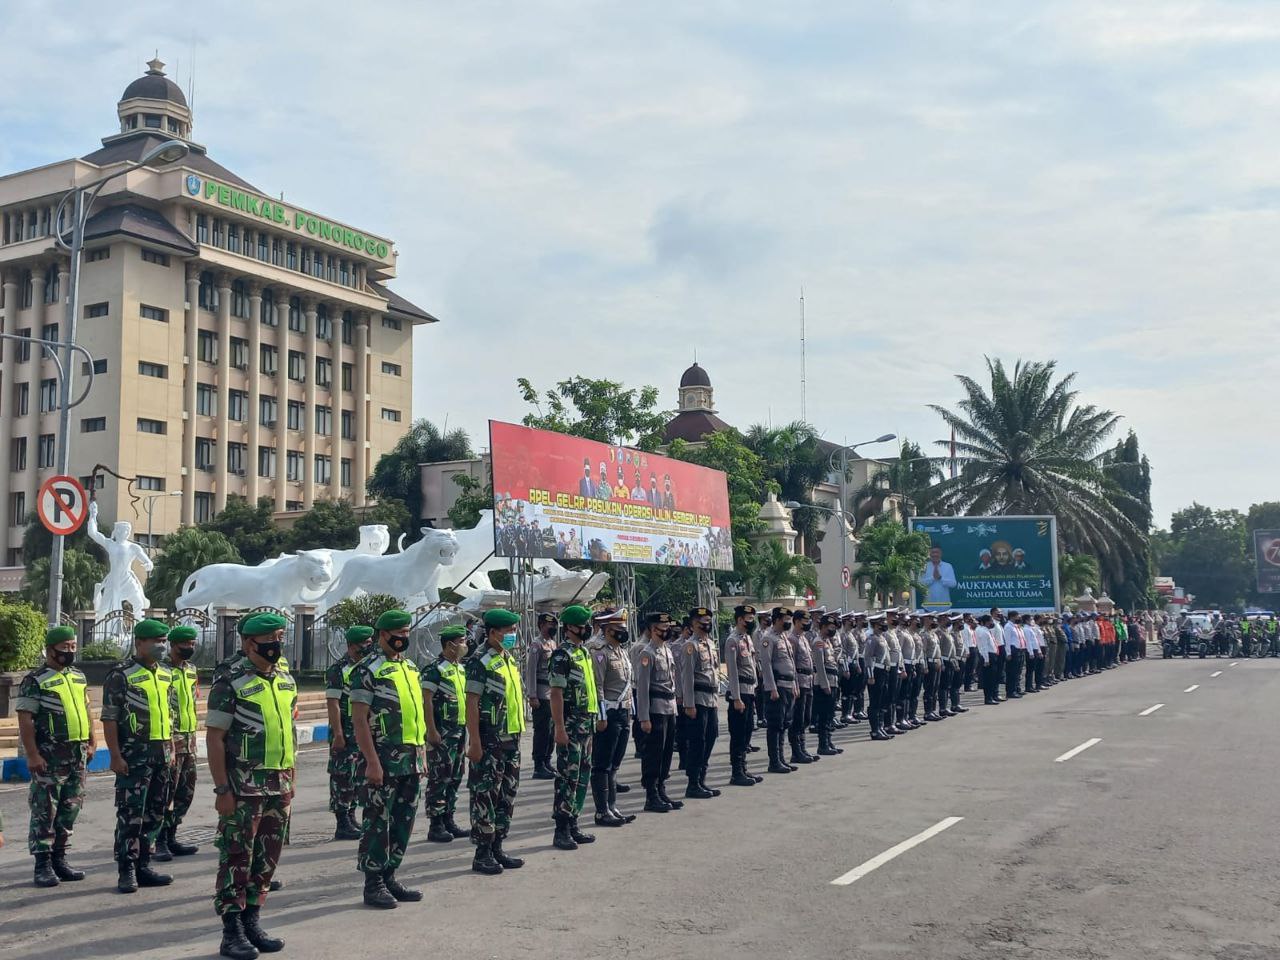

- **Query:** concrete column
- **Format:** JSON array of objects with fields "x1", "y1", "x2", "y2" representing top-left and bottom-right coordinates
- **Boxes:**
[
  {"x1": 325, "y1": 303, "x2": 342, "y2": 502},
  {"x1": 273, "y1": 293, "x2": 288, "y2": 513},
  {"x1": 302, "y1": 299, "x2": 317, "y2": 509},
  {"x1": 214, "y1": 273, "x2": 232, "y2": 514},
  {"x1": 181, "y1": 264, "x2": 200, "y2": 525},
  {"x1": 0, "y1": 271, "x2": 15, "y2": 556},
  {"x1": 24, "y1": 266, "x2": 46, "y2": 518},
  {"x1": 353, "y1": 312, "x2": 369, "y2": 507},
  {"x1": 246, "y1": 284, "x2": 262, "y2": 506}
]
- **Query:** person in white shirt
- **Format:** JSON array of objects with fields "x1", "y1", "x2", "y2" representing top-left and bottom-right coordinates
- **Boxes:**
[
  {"x1": 918, "y1": 546, "x2": 959, "y2": 608},
  {"x1": 1002, "y1": 612, "x2": 1026, "y2": 699},
  {"x1": 1024, "y1": 616, "x2": 1043, "y2": 693},
  {"x1": 976, "y1": 614, "x2": 1002, "y2": 704}
]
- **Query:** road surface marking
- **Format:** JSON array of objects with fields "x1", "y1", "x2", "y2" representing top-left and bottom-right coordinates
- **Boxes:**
[
  {"x1": 830, "y1": 817, "x2": 964, "y2": 886},
  {"x1": 1184, "y1": 685, "x2": 1199, "y2": 693},
  {"x1": 1138, "y1": 703, "x2": 1164, "y2": 716},
  {"x1": 1054, "y1": 738, "x2": 1102, "y2": 763},
  {"x1": 1230, "y1": 662, "x2": 1238, "y2": 667},
  {"x1": 1210, "y1": 671, "x2": 1222, "y2": 678}
]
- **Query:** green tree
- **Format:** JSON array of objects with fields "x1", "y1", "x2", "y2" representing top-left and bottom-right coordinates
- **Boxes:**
[
  {"x1": 1058, "y1": 553, "x2": 1100, "y2": 599},
  {"x1": 447, "y1": 474, "x2": 493, "y2": 531},
  {"x1": 1101, "y1": 431, "x2": 1154, "y2": 609},
  {"x1": 21, "y1": 510, "x2": 109, "y2": 567},
  {"x1": 926, "y1": 358, "x2": 1140, "y2": 570},
  {"x1": 0, "y1": 600, "x2": 47, "y2": 671},
  {"x1": 742, "y1": 540, "x2": 818, "y2": 602},
  {"x1": 22, "y1": 548, "x2": 105, "y2": 615},
  {"x1": 1158, "y1": 504, "x2": 1251, "y2": 609},
  {"x1": 368, "y1": 419, "x2": 474, "y2": 528},
  {"x1": 325, "y1": 594, "x2": 405, "y2": 631},
  {"x1": 281, "y1": 498, "x2": 410, "y2": 554},
  {"x1": 849, "y1": 439, "x2": 941, "y2": 527},
  {"x1": 148, "y1": 528, "x2": 242, "y2": 611},
  {"x1": 518, "y1": 376, "x2": 670, "y2": 450},
  {"x1": 855, "y1": 516, "x2": 932, "y2": 607},
  {"x1": 668, "y1": 429, "x2": 766, "y2": 572},
  {"x1": 199, "y1": 496, "x2": 283, "y2": 566},
  {"x1": 742, "y1": 422, "x2": 829, "y2": 559}
]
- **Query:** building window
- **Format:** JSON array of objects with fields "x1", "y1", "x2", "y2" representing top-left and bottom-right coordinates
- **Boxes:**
[
  {"x1": 198, "y1": 271, "x2": 218, "y2": 310},
  {"x1": 381, "y1": 361, "x2": 401, "y2": 376},
  {"x1": 138, "y1": 361, "x2": 168, "y2": 379},
  {"x1": 196, "y1": 383, "x2": 216, "y2": 417},
  {"x1": 341, "y1": 311, "x2": 354, "y2": 345},
  {"x1": 231, "y1": 279, "x2": 248, "y2": 318},
  {"x1": 341, "y1": 458, "x2": 352, "y2": 488},
  {"x1": 257, "y1": 445, "x2": 276, "y2": 478},
  {"x1": 196, "y1": 214, "x2": 208, "y2": 244},
  {"x1": 286, "y1": 242, "x2": 297, "y2": 271},
  {"x1": 16, "y1": 332, "x2": 31, "y2": 363},
  {"x1": 85, "y1": 302, "x2": 108, "y2": 318},
  {"x1": 341, "y1": 409, "x2": 354, "y2": 440},
  {"x1": 315, "y1": 357, "x2": 332, "y2": 388},
  {"x1": 228, "y1": 389, "x2": 248, "y2": 422},
  {"x1": 81, "y1": 417, "x2": 106, "y2": 433},
  {"x1": 260, "y1": 289, "x2": 277, "y2": 327},
  {"x1": 197, "y1": 330, "x2": 217, "y2": 364},
  {"x1": 194, "y1": 492, "x2": 213, "y2": 524},
  {"x1": 212, "y1": 219, "x2": 224, "y2": 248},
  {"x1": 286, "y1": 451, "x2": 304, "y2": 482},
  {"x1": 168, "y1": 117, "x2": 180, "y2": 134},
  {"x1": 288, "y1": 297, "x2": 304, "y2": 332},
  {"x1": 311, "y1": 249, "x2": 324, "y2": 279},
  {"x1": 272, "y1": 238, "x2": 283, "y2": 267},
  {"x1": 314, "y1": 455, "x2": 331, "y2": 485},
  {"x1": 258, "y1": 232, "x2": 269, "y2": 262},
  {"x1": 243, "y1": 229, "x2": 254, "y2": 257},
  {"x1": 195, "y1": 437, "x2": 215, "y2": 470},
  {"x1": 41, "y1": 323, "x2": 59, "y2": 344},
  {"x1": 85, "y1": 247, "x2": 110, "y2": 262},
  {"x1": 341, "y1": 363, "x2": 352, "y2": 392},
  {"x1": 287, "y1": 400, "x2": 304, "y2": 431},
  {"x1": 382, "y1": 315, "x2": 402, "y2": 331},
  {"x1": 137, "y1": 475, "x2": 165, "y2": 491},
  {"x1": 140, "y1": 249, "x2": 169, "y2": 266},
  {"x1": 339, "y1": 259, "x2": 350, "y2": 286},
  {"x1": 228, "y1": 442, "x2": 247, "y2": 475},
  {"x1": 20, "y1": 271, "x2": 32, "y2": 309},
  {"x1": 285, "y1": 500, "x2": 304, "y2": 512},
  {"x1": 227, "y1": 223, "x2": 240, "y2": 254},
  {"x1": 259, "y1": 395, "x2": 278, "y2": 426},
  {"x1": 11, "y1": 437, "x2": 26, "y2": 471},
  {"x1": 260, "y1": 345, "x2": 278, "y2": 376},
  {"x1": 144, "y1": 113, "x2": 162, "y2": 129},
  {"x1": 316, "y1": 304, "x2": 331, "y2": 341},
  {"x1": 15, "y1": 382, "x2": 29, "y2": 416},
  {"x1": 315, "y1": 405, "x2": 332, "y2": 436},
  {"x1": 10, "y1": 493, "x2": 26, "y2": 528},
  {"x1": 43, "y1": 265, "x2": 59, "y2": 303},
  {"x1": 137, "y1": 418, "x2": 166, "y2": 435},
  {"x1": 230, "y1": 336, "x2": 249, "y2": 370},
  {"x1": 39, "y1": 378, "x2": 57, "y2": 413},
  {"x1": 140, "y1": 304, "x2": 168, "y2": 322},
  {"x1": 37, "y1": 434, "x2": 55, "y2": 468},
  {"x1": 81, "y1": 358, "x2": 108, "y2": 376},
  {"x1": 381, "y1": 407, "x2": 401, "y2": 423},
  {"x1": 287, "y1": 350, "x2": 306, "y2": 382},
  {"x1": 327, "y1": 255, "x2": 337, "y2": 283}
]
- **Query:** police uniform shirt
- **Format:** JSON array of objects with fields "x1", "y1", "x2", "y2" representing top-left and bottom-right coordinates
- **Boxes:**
[
  {"x1": 864, "y1": 631, "x2": 889, "y2": 670},
  {"x1": 811, "y1": 633, "x2": 839, "y2": 691},
  {"x1": 724, "y1": 629, "x2": 757, "y2": 700},
  {"x1": 591, "y1": 639, "x2": 633, "y2": 711},
  {"x1": 884, "y1": 627, "x2": 902, "y2": 667},
  {"x1": 897, "y1": 628, "x2": 918, "y2": 666},
  {"x1": 524, "y1": 636, "x2": 556, "y2": 701},
  {"x1": 755, "y1": 628, "x2": 796, "y2": 693},
  {"x1": 635, "y1": 641, "x2": 677, "y2": 721},
  {"x1": 679, "y1": 633, "x2": 720, "y2": 708},
  {"x1": 791, "y1": 630, "x2": 815, "y2": 689}
]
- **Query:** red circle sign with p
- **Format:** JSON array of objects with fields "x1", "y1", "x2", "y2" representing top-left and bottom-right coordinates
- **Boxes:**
[{"x1": 38, "y1": 475, "x2": 88, "y2": 536}]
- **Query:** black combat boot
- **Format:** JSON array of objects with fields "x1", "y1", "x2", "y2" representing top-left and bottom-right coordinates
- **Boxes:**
[
  {"x1": 656, "y1": 781, "x2": 683, "y2": 810},
  {"x1": 382, "y1": 869, "x2": 423, "y2": 902},
  {"x1": 471, "y1": 841, "x2": 503, "y2": 875},
  {"x1": 117, "y1": 859, "x2": 138, "y2": 894},
  {"x1": 219, "y1": 913, "x2": 259, "y2": 960},
  {"x1": 729, "y1": 758, "x2": 756, "y2": 786},
  {"x1": 492, "y1": 833, "x2": 525, "y2": 868},
  {"x1": 33, "y1": 853, "x2": 59, "y2": 888},
  {"x1": 333, "y1": 810, "x2": 361, "y2": 841},
  {"x1": 136, "y1": 849, "x2": 173, "y2": 887},
  {"x1": 684, "y1": 772, "x2": 714, "y2": 799},
  {"x1": 817, "y1": 733, "x2": 842, "y2": 756},
  {"x1": 51, "y1": 848, "x2": 85, "y2": 881},
  {"x1": 362, "y1": 871, "x2": 398, "y2": 908},
  {"x1": 766, "y1": 730, "x2": 791, "y2": 774},
  {"x1": 168, "y1": 829, "x2": 200, "y2": 856},
  {"x1": 789, "y1": 736, "x2": 811, "y2": 765},
  {"x1": 607, "y1": 779, "x2": 636, "y2": 823},
  {"x1": 426, "y1": 816, "x2": 454, "y2": 843},
  {"x1": 152, "y1": 828, "x2": 173, "y2": 862},
  {"x1": 699, "y1": 766, "x2": 722, "y2": 796},
  {"x1": 615, "y1": 781, "x2": 632, "y2": 793},
  {"x1": 593, "y1": 775, "x2": 625, "y2": 827},
  {"x1": 443, "y1": 812, "x2": 469, "y2": 838},
  {"x1": 569, "y1": 817, "x2": 596, "y2": 845},
  {"x1": 242, "y1": 905, "x2": 285, "y2": 952},
  {"x1": 532, "y1": 759, "x2": 555, "y2": 780},
  {"x1": 553, "y1": 815, "x2": 579, "y2": 849},
  {"x1": 643, "y1": 785, "x2": 671, "y2": 812}
]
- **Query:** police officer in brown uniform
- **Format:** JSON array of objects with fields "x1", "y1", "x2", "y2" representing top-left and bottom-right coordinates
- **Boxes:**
[
  {"x1": 678, "y1": 607, "x2": 721, "y2": 799},
  {"x1": 588, "y1": 609, "x2": 635, "y2": 826},
  {"x1": 788, "y1": 610, "x2": 818, "y2": 764},
  {"x1": 723, "y1": 605, "x2": 761, "y2": 786},
  {"x1": 525, "y1": 612, "x2": 558, "y2": 780},
  {"x1": 810, "y1": 612, "x2": 843, "y2": 755},
  {"x1": 634, "y1": 613, "x2": 682, "y2": 813},
  {"x1": 922, "y1": 613, "x2": 945, "y2": 722},
  {"x1": 757, "y1": 608, "x2": 798, "y2": 774},
  {"x1": 864, "y1": 614, "x2": 893, "y2": 740}
]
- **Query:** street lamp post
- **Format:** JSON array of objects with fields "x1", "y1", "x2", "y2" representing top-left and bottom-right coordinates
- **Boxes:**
[
  {"x1": 46, "y1": 140, "x2": 189, "y2": 623},
  {"x1": 142, "y1": 490, "x2": 183, "y2": 555}
]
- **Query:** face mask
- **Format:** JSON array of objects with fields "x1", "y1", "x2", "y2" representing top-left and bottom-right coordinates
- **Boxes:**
[
  {"x1": 743, "y1": 620, "x2": 757, "y2": 633},
  {"x1": 612, "y1": 627, "x2": 629, "y2": 644},
  {"x1": 143, "y1": 642, "x2": 167, "y2": 661},
  {"x1": 501, "y1": 632, "x2": 518, "y2": 650},
  {"x1": 255, "y1": 641, "x2": 283, "y2": 664},
  {"x1": 388, "y1": 634, "x2": 410, "y2": 653},
  {"x1": 360, "y1": 642, "x2": 375, "y2": 657},
  {"x1": 53, "y1": 649, "x2": 75, "y2": 668},
  {"x1": 173, "y1": 645, "x2": 196, "y2": 661}
]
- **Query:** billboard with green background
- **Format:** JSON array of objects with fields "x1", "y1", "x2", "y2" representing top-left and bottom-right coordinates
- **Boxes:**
[{"x1": 909, "y1": 515, "x2": 1060, "y2": 612}]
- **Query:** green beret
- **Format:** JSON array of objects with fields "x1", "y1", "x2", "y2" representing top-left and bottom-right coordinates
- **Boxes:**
[
  {"x1": 46, "y1": 625, "x2": 76, "y2": 646},
  {"x1": 484, "y1": 608, "x2": 520, "y2": 629},
  {"x1": 346, "y1": 625, "x2": 375, "y2": 645},
  {"x1": 239, "y1": 612, "x2": 287, "y2": 636},
  {"x1": 134, "y1": 619, "x2": 169, "y2": 641},
  {"x1": 439, "y1": 625, "x2": 467, "y2": 642},
  {"x1": 375, "y1": 609, "x2": 412, "y2": 631},
  {"x1": 560, "y1": 605, "x2": 592, "y2": 627},
  {"x1": 168, "y1": 625, "x2": 198, "y2": 643}
]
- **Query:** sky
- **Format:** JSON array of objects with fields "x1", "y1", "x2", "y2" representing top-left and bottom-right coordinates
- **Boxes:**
[{"x1": 2, "y1": 0, "x2": 1276, "y2": 526}]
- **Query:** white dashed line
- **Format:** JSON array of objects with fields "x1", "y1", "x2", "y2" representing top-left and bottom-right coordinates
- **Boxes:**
[
  {"x1": 1138, "y1": 703, "x2": 1164, "y2": 716},
  {"x1": 1184, "y1": 685, "x2": 1199, "y2": 693},
  {"x1": 1054, "y1": 738, "x2": 1102, "y2": 763},
  {"x1": 1210, "y1": 671, "x2": 1223, "y2": 678},
  {"x1": 1230, "y1": 662, "x2": 1238, "y2": 667},
  {"x1": 831, "y1": 817, "x2": 964, "y2": 886}
]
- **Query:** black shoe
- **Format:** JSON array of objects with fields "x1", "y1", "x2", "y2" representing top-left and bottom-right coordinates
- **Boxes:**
[
  {"x1": 730, "y1": 765, "x2": 756, "y2": 786},
  {"x1": 136, "y1": 859, "x2": 173, "y2": 887},
  {"x1": 363, "y1": 872, "x2": 398, "y2": 908},
  {"x1": 532, "y1": 765, "x2": 556, "y2": 781},
  {"x1": 789, "y1": 752, "x2": 812, "y2": 765},
  {"x1": 242, "y1": 905, "x2": 285, "y2": 952},
  {"x1": 152, "y1": 833, "x2": 173, "y2": 862},
  {"x1": 554, "y1": 818, "x2": 579, "y2": 849},
  {"x1": 609, "y1": 802, "x2": 637, "y2": 824},
  {"x1": 33, "y1": 853, "x2": 59, "y2": 888},
  {"x1": 643, "y1": 787, "x2": 672, "y2": 812},
  {"x1": 334, "y1": 811, "x2": 362, "y2": 841},
  {"x1": 472, "y1": 842, "x2": 503, "y2": 875},
  {"x1": 427, "y1": 817, "x2": 454, "y2": 843},
  {"x1": 871, "y1": 730, "x2": 892, "y2": 741},
  {"x1": 219, "y1": 913, "x2": 259, "y2": 960},
  {"x1": 953, "y1": 705, "x2": 968, "y2": 713},
  {"x1": 607, "y1": 782, "x2": 636, "y2": 823},
  {"x1": 442, "y1": 813, "x2": 469, "y2": 838},
  {"x1": 117, "y1": 860, "x2": 138, "y2": 894},
  {"x1": 383, "y1": 869, "x2": 423, "y2": 902},
  {"x1": 615, "y1": 782, "x2": 632, "y2": 793},
  {"x1": 51, "y1": 852, "x2": 85, "y2": 882},
  {"x1": 747, "y1": 744, "x2": 761, "y2": 752},
  {"x1": 767, "y1": 760, "x2": 793, "y2": 774},
  {"x1": 493, "y1": 837, "x2": 525, "y2": 868},
  {"x1": 594, "y1": 808, "x2": 626, "y2": 827},
  {"x1": 699, "y1": 774, "x2": 722, "y2": 797},
  {"x1": 268, "y1": 879, "x2": 284, "y2": 892},
  {"x1": 685, "y1": 780, "x2": 715, "y2": 799},
  {"x1": 569, "y1": 819, "x2": 596, "y2": 845},
  {"x1": 657, "y1": 785, "x2": 683, "y2": 810},
  {"x1": 169, "y1": 834, "x2": 200, "y2": 856}
]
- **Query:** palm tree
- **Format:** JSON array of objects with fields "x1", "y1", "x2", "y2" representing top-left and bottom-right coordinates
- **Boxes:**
[
  {"x1": 743, "y1": 422, "x2": 830, "y2": 556},
  {"x1": 855, "y1": 516, "x2": 932, "y2": 607},
  {"x1": 744, "y1": 540, "x2": 818, "y2": 601},
  {"x1": 148, "y1": 528, "x2": 242, "y2": 611},
  {"x1": 926, "y1": 358, "x2": 1140, "y2": 569},
  {"x1": 23, "y1": 548, "x2": 105, "y2": 615},
  {"x1": 849, "y1": 439, "x2": 942, "y2": 527},
  {"x1": 1058, "y1": 553, "x2": 1100, "y2": 598},
  {"x1": 367, "y1": 419, "x2": 474, "y2": 523}
]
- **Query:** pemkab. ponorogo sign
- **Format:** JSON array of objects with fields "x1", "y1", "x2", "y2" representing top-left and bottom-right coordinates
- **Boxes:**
[{"x1": 909, "y1": 515, "x2": 1060, "y2": 613}]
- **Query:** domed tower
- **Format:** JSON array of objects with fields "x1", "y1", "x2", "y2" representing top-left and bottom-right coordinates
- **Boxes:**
[
  {"x1": 662, "y1": 361, "x2": 730, "y2": 445},
  {"x1": 115, "y1": 58, "x2": 192, "y2": 140},
  {"x1": 677, "y1": 361, "x2": 714, "y2": 414}
]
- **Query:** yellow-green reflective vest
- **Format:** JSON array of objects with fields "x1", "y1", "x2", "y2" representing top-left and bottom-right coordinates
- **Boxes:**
[
  {"x1": 39, "y1": 669, "x2": 90, "y2": 742},
  {"x1": 374, "y1": 658, "x2": 426, "y2": 747},
  {"x1": 170, "y1": 662, "x2": 198, "y2": 734},
  {"x1": 231, "y1": 670, "x2": 297, "y2": 770},
  {"x1": 486, "y1": 653, "x2": 526, "y2": 735},
  {"x1": 437, "y1": 660, "x2": 466, "y2": 725},
  {"x1": 125, "y1": 664, "x2": 173, "y2": 741},
  {"x1": 570, "y1": 646, "x2": 600, "y2": 715}
]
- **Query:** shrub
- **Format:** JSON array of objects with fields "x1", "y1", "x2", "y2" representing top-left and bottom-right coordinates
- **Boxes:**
[
  {"x1": 0, "y1": 601, "x2": 48, "y2": 672},
  {"x1": 79, "y1": 641, "x2": 124, "y2": 662}
]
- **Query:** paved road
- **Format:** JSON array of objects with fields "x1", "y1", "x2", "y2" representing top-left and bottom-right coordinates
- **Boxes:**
[{"x1": 2, "y1": 656, "x2": 1278, "y2": 960}]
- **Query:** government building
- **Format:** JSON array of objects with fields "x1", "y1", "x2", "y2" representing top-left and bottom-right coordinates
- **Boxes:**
[{"x1": 0, "y1": 59, "x2": 435, "y2": 564}]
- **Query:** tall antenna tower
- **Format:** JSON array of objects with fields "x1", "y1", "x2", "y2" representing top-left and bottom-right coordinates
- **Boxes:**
[{"x1": 799, "y1": 288, "x2": 807, "y2": 421}]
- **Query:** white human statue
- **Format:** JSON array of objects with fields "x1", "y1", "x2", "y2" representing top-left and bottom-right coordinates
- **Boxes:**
[
  {"x1": 319, "y1": 527, "x2": 459, "y2": 610},
  {"x1": 177, "y1": 550, "x2": 334, "y2": 611},
  {"x1": 85, "y1": 500, "x2": 153, "y2": 616}
]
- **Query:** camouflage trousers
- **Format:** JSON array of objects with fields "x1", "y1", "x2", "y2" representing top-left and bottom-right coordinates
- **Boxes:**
[
  {"x1": 162, "y1": 748, "x2": 197, "y2": 833},
  {"x1": 424, "y1": 727, "x2": 465, "y2": 818},
  {"x1": 468, "y1": 735, "x2": 520, "y2": 842},
  {"x1": 28, "y1": 761, "x2": 86, "y2": 855},
  {"x1": 358, "y1": 773, "x2": 421, "y2": 874},
  {"x1": 553, "y1": 714, "x2": 595, "y2": 819},
  {"x1": 114, "y1": 759, "x2": 169, "y2": 863},
  {"x1": 214, "y1": 793, "x2": 291, "y2": 916},
  {"x1": 328, "y1": 746, "x2": 359, "y2": 816}
]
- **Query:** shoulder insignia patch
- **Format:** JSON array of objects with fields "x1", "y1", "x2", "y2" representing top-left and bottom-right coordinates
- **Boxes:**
[
  {"x1": 684, "y1": 642, "x2": 695, "y2": 655},
  {"x1": 640, "y1": 655, "x2": 651, "y2": 667}
]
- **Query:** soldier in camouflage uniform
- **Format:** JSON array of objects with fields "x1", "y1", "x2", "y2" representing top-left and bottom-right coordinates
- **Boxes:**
[
  {"x1": 16, "y1": 624, "x2": 94, "y2": 887},
  {"x1": 155, "y1": 625, "x2": 201, "y2": 861},
  {"x1": 350, "y1": 609, "x2": 426, "y2": 909},
  {"x1": 465, "y1": 608, "x2": 526, "y2": 876},
  {"x1": 325, "y1": 625, "x2": 373, "y2": 842},
  {"x1": 101, "y1": 618, "x2": 177, "y2": 894},
  {"x1": 549, "y1": 605, "x2": 605, "y2": 850},
  {"x1": 422, "y1": 624, "x2": 470, "y2": 843},
  {"x1": 206, "y1": 611, "x2": 296, "y2": 960}
]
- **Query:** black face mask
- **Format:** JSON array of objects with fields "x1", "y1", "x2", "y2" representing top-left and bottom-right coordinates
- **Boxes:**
[
  {"x1": 173, "y1": 645, "x2": 196, "y2": 661},
  {"x1": 610, "y1": 628, "x2": 629, "y2": 644},
  {"x1": 743, "y1": 620, "x2": 757, "y2": 633},
  {"x1": 255, "y1": 641, "x2": 283, "y2": 664},
  {"x1": 53, "y1": 649, "x2": 76, "y2": 668},
  {"x1": 388, "y1": 634, "x2": 410, "y2": 653},
  {"x1": 360, "y1": 642, "x2": 375, "y2": 657}
]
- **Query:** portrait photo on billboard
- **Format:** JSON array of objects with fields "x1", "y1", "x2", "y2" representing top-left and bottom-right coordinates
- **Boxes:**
[
  {"x1": 910, "y1": 515, "x2": 1060, "y2": 612},
  {"x1": 1255, "y1": 529, "x2": 1280, "y2": 594}
]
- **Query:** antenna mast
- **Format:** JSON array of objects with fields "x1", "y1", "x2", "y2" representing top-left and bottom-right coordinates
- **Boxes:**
[{"x1": 799, "y1": 288, "x2": 807, "y2": 421}]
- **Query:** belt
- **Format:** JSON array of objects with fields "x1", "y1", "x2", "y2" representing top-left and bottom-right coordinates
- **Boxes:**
[
  {"x1": 775, "y1": 673, "x2": 795, "y2": 682},
  {"x1": 604, "y1": 700, "x2": 630, "y2": 712},
  {"x1": 694, "y1": 682, "x2": 717, "y2": 694},
  {"x1": 648, "y1": 690, "x2": 674, "y2": 700},
  {"x1": 796, "y1": 667, "x2": 814, "y2": 675}
]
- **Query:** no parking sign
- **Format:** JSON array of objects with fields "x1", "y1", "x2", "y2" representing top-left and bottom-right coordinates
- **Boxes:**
[{"x1": 37, "y1": 475, "x2": 88, "y2": 536}]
